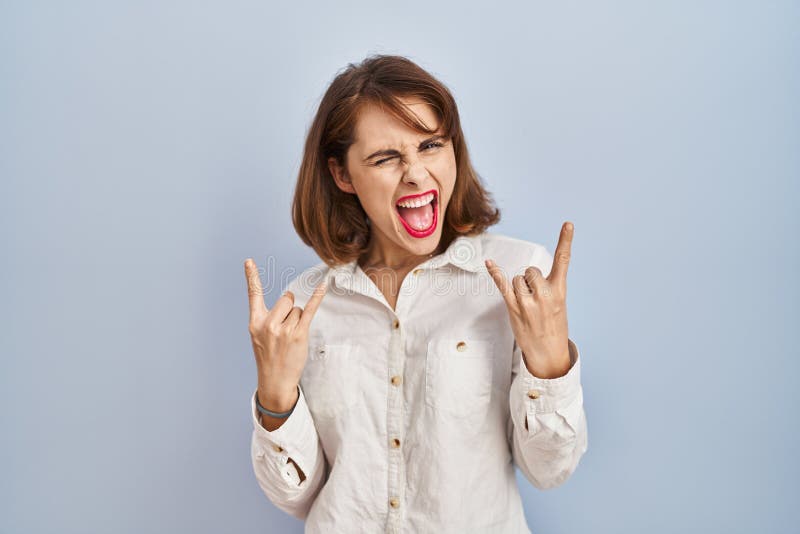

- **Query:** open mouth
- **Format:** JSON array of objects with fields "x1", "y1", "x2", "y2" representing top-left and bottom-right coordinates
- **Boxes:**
[{"x1": 395, "y1": 189, "x2": 438, "y2": 238}]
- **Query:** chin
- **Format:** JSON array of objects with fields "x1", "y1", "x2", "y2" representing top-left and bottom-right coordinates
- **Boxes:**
[{"x1": 402, "y1": 236, "x2": 440, "y2": 255}]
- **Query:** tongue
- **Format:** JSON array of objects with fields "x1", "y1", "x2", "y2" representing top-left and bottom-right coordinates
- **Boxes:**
[{"x1": 397, "y1": 202, "x2": 433, "y2": 230}]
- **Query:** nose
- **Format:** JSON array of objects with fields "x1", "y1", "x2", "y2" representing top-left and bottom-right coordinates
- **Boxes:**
[{"x1": 401, "y1": 158, "x2": 430, "y2": 187}]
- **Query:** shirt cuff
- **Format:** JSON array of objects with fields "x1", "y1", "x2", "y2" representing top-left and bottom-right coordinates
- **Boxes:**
[
  {"x1": 515, "y1": 338, "x2": 582, "y2": 414},
  {"x1": 251, "y1": 384, "x2": 317, "y2": 459}
]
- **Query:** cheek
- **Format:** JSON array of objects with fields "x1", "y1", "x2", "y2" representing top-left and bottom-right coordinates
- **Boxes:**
[
  {"x1": 436, "y1": 148, "x2": 457, "y2": 176},
  {"x1": 433, "y1": 158, "x2": 457, "y2": 193},
  {"x1": 355, "y1": 176, "x2": 396, "y2": 212}
]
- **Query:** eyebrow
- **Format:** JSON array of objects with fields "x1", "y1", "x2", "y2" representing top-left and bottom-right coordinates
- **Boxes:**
[{"x1": 362, "y1": 135, "x2": 447, "y2": 163}]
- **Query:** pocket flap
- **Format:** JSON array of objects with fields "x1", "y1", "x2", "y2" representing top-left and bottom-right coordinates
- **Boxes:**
[{"x1": 426, "y1": 338, "x2": 494, "y2": 357}]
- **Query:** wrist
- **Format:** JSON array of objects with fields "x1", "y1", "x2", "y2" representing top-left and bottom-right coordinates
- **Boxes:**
[
  {"x1": 521, "y1": 347, "x2": 571, "y2": 379},
  {"x1": 257, "y1": 382, "x2": 299, "y2": 413}
]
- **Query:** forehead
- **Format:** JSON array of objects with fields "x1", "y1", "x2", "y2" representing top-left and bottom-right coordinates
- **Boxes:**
[{"x1": 353, "y1": 97, "x2": 440, "y2": 148}]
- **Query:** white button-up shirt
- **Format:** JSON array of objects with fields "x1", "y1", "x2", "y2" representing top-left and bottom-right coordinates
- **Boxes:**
[{"x1": 250, "y1": 230, "x2": 588, "y2": 533}]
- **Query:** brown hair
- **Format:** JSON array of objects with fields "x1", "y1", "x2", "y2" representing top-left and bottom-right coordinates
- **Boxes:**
[{"x1": 292, "y1": 54, "x2": 501, "y2": 266}]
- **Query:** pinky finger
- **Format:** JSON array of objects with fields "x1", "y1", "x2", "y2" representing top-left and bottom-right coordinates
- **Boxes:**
[{"x1": 485, "y1": 259, "x2": 519, "y2": 315}]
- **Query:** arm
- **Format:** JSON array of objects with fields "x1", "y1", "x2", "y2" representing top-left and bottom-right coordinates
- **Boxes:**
[
  {"x1": 507, "y1": 336, "x2": 588, "y2": 489},
  {"x1": 492, "y1": 236, "x2": 588, "y2": 490},
  {"x1": 243, "y1": 259, "x2": 330, "y2": 519},
  {"x1": 250, "y1": 383, "x2": 327, "y2": 520}
]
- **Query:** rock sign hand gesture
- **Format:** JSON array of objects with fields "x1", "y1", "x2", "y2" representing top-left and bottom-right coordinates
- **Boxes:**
[
  {"x1": 485, "y1": 222, "x2": 574, "y2": 380},
  {"x1": 244, "y1": 258, "x2": 328, "y2": 413}
]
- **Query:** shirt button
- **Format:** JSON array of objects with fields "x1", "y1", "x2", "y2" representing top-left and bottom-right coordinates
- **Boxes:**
[
  {"x1": 389, "y1": 498, "x2": 400, "y2": 509},
  {"x1": 393, "y1": 319, "x2": 400, "y2": 329},
  {"x1": 412, "y1": 268, "x2": 423, "y2": 275},
  {"x1": 456, "y1": 341, "x2": 467, "y2": 352},
  {"x1": 527, "y1": 389, "x2": 541, "y2": 399},
  {"x1": 391, "y1": 437, "x2": 401, "y2": 448},
  {"x1": 391, "y1": 375, "x2": 402, "y2": 386},
  {"x1": 272, "y1": 444, "x2": 284, "y2": 453}
]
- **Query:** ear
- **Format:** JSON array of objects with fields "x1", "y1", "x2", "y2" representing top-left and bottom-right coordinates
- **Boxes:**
[{"x1": 328, "y1": 156, "x2": 356, "y2": 195}]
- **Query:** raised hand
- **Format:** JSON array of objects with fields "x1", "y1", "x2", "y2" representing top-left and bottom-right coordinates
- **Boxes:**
[
  {"x1": 485, "y1": 222, "x2": 574, "y2": 379},
  {"x1": 244, "y1": 258, "x2": 328, "y2": 413}
]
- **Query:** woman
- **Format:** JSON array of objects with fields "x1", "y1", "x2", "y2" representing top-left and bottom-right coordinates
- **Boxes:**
[{"x1": 245, "y1": 54, "x2": 588, "y2": 533}]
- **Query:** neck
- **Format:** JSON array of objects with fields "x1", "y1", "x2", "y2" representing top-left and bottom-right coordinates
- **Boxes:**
[{"x1": 359, "y1": 228, "x2": 442, "y2": 271}]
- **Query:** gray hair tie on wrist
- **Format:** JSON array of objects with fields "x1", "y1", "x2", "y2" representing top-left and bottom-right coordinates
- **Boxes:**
[{"x1": 256, "y1": 385, "x2": 299, "y2": 419}]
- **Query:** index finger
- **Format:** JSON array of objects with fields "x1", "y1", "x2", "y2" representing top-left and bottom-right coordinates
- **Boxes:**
[
  {"x1": 297, "y1": 278, "x2": 329, "y2": 331},
  {"x1": 548, "y1": 221, "x2": 574, "y2": 286},
  {"x1": 244, "y1": 258, "x2": 268, "y2": 318}
]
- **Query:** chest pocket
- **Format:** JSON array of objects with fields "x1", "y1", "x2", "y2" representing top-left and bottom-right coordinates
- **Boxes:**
[
  {"x1": 425, "y1": 338, "x2": 495, "y2": 420},
  {"x1": 300, "y1": 342, "x2": 360, "y2": 421}
]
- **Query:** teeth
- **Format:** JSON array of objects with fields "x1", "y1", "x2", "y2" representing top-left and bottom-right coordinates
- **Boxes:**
[{"x1": 396, "y1": 192, "x2": 435, "y2": 208}]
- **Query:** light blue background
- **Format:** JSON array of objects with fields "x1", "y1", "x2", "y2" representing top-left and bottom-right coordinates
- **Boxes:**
[{"x1": 2, "y1": 1, "x2": 798, "y2": 533}]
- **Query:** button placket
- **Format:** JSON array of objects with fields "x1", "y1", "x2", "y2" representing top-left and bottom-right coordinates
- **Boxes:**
[{"x1": 386, "y1": 313, "x2": 405, "y2": 519}]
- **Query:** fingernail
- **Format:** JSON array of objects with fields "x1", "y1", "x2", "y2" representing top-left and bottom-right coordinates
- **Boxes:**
[{"x1": 485, "y1": 259, "x2": 494, "y2": 268}]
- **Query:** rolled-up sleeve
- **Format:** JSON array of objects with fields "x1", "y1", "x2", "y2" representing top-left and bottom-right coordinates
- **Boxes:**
[
  {"x1": 507, "y1": 336, "x2": 588, "y2": 489},
  {"x1": 250, "y1": 384, "x2": 327, "y2": 519}
]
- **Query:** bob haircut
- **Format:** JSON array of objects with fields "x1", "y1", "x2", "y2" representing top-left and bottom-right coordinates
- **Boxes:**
[{"x1": 292, "y1": 54, "x2": 501, "y2": 266}]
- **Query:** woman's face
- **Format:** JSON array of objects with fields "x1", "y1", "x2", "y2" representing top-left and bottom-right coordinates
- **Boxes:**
[{"x1": 328, "y1": 96, "x2": 457, "y2": 265}]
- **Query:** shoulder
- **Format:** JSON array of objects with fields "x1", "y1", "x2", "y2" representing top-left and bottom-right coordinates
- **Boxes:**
[
  {"x1": 283, "y1": 260, "x2": 332, "y2": 308},
  {"x1": 477, "y1": 230, "x2": 555, "y2": 278}
]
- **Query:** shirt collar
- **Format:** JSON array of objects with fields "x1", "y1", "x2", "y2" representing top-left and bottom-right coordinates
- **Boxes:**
[
  {"x1": 426, "y1": 233, "x2": 485, "y2": 273},
  {"x1": 329, "y1": 233, "x2": 485, "y2": 290}
]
